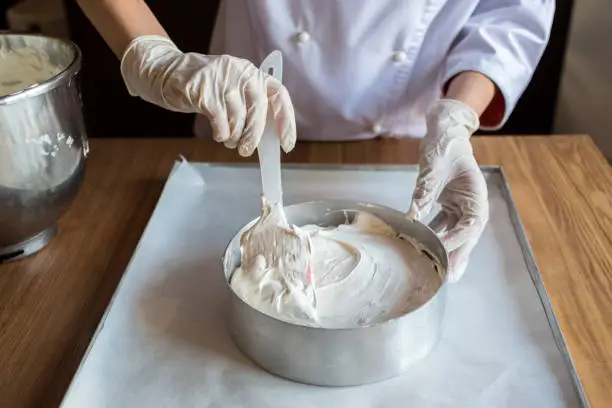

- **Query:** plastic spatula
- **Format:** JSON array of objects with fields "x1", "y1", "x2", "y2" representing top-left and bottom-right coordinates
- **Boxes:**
[
  {"x1": 257, "y1": 51, "x2": 284, "y2": 207},
  {"x1": 238, "y1": 51, "x2": 315, "y2": 305}
]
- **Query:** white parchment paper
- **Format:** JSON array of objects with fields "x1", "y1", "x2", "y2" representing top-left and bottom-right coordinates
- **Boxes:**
[{"x1": 60, "y1": 163, "x2": 583, "y2": 408}]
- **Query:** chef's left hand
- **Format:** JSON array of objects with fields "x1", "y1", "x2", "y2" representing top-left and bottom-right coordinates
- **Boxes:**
[{"x1": 408, "y1": 99, "x2": 489, "y2": 282}]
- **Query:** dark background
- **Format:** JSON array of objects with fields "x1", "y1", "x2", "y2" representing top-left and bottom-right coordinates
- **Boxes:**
[{"x1": 3, "y1": 0, "x2": 575, "y2": 138}]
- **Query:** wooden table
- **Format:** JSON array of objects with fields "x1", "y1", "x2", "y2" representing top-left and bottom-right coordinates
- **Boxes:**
[{"x1": 0, "y1": 136, "x2": 610, "y2": 407}]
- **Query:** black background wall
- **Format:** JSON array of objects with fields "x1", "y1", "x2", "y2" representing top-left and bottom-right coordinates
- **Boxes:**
[
  {"x1": 63, "y1": 0, "x2": 573, "y2": 138},
  {"x1": 1, "y1": 0, "x2": 20, "y2": 29},
  {"x1": 64, "y1": 0, "x2": 220, "y2": 137}
]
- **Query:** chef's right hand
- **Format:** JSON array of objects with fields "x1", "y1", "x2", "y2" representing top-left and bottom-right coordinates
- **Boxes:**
[{"x1": 120, "y1": 35, "x2": 296, "y2": 157}]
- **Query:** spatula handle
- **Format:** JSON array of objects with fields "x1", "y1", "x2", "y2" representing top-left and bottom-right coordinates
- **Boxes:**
[{"x1": 258, "y1": 51, "x2": 284, "y2": 206}]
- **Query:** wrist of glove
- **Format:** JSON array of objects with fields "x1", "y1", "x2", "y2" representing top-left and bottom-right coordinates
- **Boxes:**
[
  {"x1": 120, "y1": 35, "x2": 296, "y2": 156},
  {"x1": 408, "y1": 99, "x2": 489, "y2": 282}
]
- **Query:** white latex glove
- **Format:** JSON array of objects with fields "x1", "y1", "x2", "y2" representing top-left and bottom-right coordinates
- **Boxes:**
[
  {"x1": 408, "y1": 99, "x2": 489, "y2": 282},
  {"x1": 120, "y1": 35, "x2": 296, "y2": 156}
]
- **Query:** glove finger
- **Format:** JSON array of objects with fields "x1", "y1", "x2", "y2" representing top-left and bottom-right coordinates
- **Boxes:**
[
  {"x1": 428, "y1": 210, "x2": 457, "y2": 235},
  {"x1": 407, "y1": 166, "x2": 442, "y2": 221},
  {"x1": 210, "y1": 109, "x2": 231, "y2": 143},
  {"x1": 441, "y1": 209, "x2": 487, "y2": 253},
  {"x1": 267, "y1": 78, "x2": 297, "y2": 153},
  {"x1": 223, "y1": 89, "x2": 246, "y2": 150},
  {"x1": 238, "y1": 80, "x2": 268, "y2": 157},
  {"x1": 441, "y1": 218, "x2": 474, "y2": 253},
  {"x1": 447, "y1": 237, "x2": 478, "y2": 283}
]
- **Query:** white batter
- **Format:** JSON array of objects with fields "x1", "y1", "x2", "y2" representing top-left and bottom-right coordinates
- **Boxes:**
[
  {"x1": 235, "y1": 201, "x2": 316, "y2": 322},
  {"x1": 231, "y1": 209, "x2": 442, "y2": 328},
  {"x1": 0, "y1": 43, "x2": 62, "y2": 96}
]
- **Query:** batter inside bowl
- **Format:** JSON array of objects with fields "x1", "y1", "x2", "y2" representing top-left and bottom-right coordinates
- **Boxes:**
[
  {"x1": 230, "y1": 210, "x2": 442, "y2": 328},
  {"x1": 0, "y1": 42, "x2": 63, "y2": 96}
]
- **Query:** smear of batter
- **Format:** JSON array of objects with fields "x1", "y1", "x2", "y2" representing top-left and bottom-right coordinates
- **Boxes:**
[
  {"x1": 231, "y1": 210, "x2": 442, "y2": 328},
  {"x1": 234, "y1": 200, "x2": 315, "y2": 322},
  {"x1": 0, "y1": 44, "x2": 62, "y2": 96}
]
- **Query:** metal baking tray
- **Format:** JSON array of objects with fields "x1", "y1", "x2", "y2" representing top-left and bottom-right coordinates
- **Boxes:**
[{"x1": 59, "y1": 163, "x2": 589, "y2": 408}]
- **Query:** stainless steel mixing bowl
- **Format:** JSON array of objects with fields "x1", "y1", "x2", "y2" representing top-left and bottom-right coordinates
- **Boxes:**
[
  {"x1": 222, "y1": 200, "x2": 449, "y2": 386},
  {"x1": 0, "y1": 33, "x2": 88, "y2": 261}
]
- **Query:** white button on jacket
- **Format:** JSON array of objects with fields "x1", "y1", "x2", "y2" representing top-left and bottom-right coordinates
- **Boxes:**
[
  {"x1": 392, "y1": 51, "x2": 408, "y2": 63},
  {"x1": 295, "y1": 31, "x2": 311, "y2": 44},
  {"x1": 371, "y1": 123, "x2": 384, "y2": 135},
  {"x1": 196, "y1": 0, "x2": 555, "y2": 141}
]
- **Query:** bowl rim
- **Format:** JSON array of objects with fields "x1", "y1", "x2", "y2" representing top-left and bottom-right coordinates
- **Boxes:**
[
  {"x1": 0, "y1": 32, "x2": 82, "y2": 105},
  {"x1": 222, "y1": 199, "x2": 449, "y2": 332}
]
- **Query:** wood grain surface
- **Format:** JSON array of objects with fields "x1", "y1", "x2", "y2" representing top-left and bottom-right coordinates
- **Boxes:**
[{"x1": 0, "y1": 136, "x2": 610, "y2": 407}]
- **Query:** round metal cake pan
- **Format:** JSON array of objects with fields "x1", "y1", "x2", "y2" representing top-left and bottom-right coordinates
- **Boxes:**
[{"x1": 222, "y1": 200, "x2": 449, "y2": 387}]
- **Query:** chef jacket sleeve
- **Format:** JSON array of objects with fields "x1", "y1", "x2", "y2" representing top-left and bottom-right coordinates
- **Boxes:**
[{"x1": 443, "y1": 0, "x2": 555, "y2": 129}]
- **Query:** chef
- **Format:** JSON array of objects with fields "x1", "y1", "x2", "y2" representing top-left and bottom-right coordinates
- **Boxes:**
[{"x1": 76, "y1": 0, "x2": 554, "y2": 281}]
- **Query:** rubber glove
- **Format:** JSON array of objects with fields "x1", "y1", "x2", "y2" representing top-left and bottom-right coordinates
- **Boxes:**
[
  {"x1": 408, "y1": 99, "x2": 489, "y2": 282},
  {"x1": 120, "y1": 35, "x2": 296, "y2": 156}
]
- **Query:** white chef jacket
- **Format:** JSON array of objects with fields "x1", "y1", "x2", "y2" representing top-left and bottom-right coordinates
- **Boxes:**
[{"x1": 195, "y1": 0, "x2": 554, "y2": 141}]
